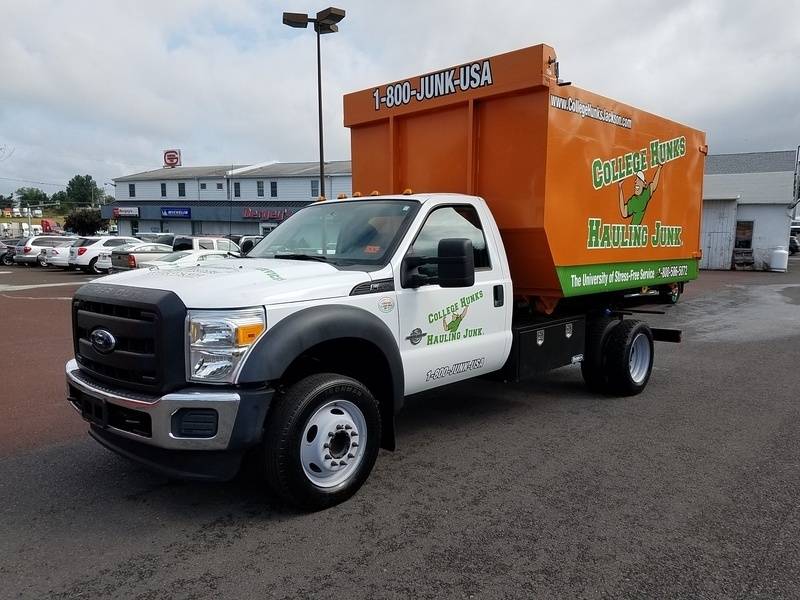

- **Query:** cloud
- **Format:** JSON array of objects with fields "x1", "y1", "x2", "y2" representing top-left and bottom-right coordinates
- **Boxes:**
[{"x1": 1, "y1": 0, "x2": 798, "y2": 196}]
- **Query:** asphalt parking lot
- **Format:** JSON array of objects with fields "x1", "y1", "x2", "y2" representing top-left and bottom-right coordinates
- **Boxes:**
[{"x1": 1, "y1": 261, "x2": 799, "y2": 599}]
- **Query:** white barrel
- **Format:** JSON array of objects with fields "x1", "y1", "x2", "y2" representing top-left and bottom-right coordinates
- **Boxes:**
[{"x1": 769, "y1": 246, "x2": 789, "y2": 272}]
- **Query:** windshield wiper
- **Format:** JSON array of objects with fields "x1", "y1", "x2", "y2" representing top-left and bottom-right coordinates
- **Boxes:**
[{"x1": 274, "y1": 253, "x2": 331, "y2": 263}]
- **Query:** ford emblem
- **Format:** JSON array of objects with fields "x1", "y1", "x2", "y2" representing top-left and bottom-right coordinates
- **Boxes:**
[{"x1": 90, "y1": 329, "x2": 116, "y2": 354}]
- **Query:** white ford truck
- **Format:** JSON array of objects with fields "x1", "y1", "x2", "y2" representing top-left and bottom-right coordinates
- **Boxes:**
[
  {"x1": 67, "y1": 45, "x2": 704, "y2": 509},
  {"x1": 68, "y1": 194, "x2": 675, "y2": 508}
]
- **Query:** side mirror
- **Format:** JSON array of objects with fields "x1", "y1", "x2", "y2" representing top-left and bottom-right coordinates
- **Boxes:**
[
  {"x1": 401, "y1": 237, "x2": 475, "y2": 288},
  {"x1": 437, "y1": 238, "x2": 475, "y2": 287}
]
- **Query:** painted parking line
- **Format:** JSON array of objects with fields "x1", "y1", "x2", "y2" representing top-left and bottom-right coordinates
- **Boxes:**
[
  {"x1": 1, "y1": 294, "x2": 73, "y2": 301},
  {"x1": 0, "y1": 280, "x2": 96, "y2": 292}
]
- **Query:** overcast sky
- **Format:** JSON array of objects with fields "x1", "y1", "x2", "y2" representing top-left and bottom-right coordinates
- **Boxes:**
[{"x1": 1, "y1": 0, "x2": 798, "y2": 196}]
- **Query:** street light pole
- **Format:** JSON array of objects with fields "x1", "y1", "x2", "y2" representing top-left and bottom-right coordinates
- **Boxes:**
[
  {"x1": 316, "y1": 25, "x2": 325, "y2": 199},
  {"x1": 283, "y1": 7, "x2": 345, "y2": 201}
]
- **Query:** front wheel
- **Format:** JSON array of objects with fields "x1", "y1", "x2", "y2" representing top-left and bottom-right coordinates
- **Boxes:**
[
  {"x1": 1, "y1": 254, "x2": 13, "y2": 266},
  {"x1": 263, "y1": 373, "x2": 381, "y2": 510}
]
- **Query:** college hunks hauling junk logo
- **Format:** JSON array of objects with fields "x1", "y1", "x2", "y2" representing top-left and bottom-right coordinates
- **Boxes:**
[
  {"x1": 558, "y1": 133, "x2": 696, "y2": 296},
  {"x1": 425, "y1": 290, "x2": 484, "y2": 345},
  {"x1": 588, "y1": 136, "x2": 686, "y2": 250}
]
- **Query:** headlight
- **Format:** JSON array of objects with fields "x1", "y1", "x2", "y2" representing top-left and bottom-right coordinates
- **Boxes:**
[{"x1": 186, "y1": 308, "x2": 266, "y2": 383}]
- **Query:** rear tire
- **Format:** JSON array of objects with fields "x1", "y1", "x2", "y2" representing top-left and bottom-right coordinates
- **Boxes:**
[
  {"x1": 263, "y1": 373, "x2": 381, "y2": 510},
  {"x1": 604, "y1": 320, "x2": 654, "y2": 396},
  {"x1": 37, "y1": 254, "x2": 47, "y2": 267},
  {"x1": 87, "y1": 257, "x2": 103, "y2": 274},
  {"x1": 581, "y1": 316, "x2": 620, "y2": 393}
]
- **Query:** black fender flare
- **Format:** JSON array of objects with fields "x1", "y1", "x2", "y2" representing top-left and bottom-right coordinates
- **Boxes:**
[{"x1": 238, "y1": 304, "x2": 405, "y2": 447}]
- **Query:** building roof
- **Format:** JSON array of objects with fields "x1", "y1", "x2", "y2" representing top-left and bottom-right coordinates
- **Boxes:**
[
  {"x1": 705, "y1": 150, "x2": 798, "y2": 175},
  {"x1": 237, "y1": 160, "x2": 351, "y2": 178},
  {"x1": 115, "y1": 165, "x2": 247, "y2": 182},
  {"x1": 114, "y1": 160, "x2": 352, "y2": 182}
]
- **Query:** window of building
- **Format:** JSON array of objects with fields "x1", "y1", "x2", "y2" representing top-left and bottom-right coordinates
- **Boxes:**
[
  {"x1": 128, "y1": 183, "x2": 136, "y2": 198},
  {"x1": 270, "y1": 181, "x2": 278, "y2": 197},
  {"x1": 311, "y1": 179, "x2": 319, "y2": 198},
  {"x1": 410, "y1": 205, "x2": 491, "y2": 272},
  {"x1": 217, "y1": 182, "x2": 223, "y2": 190},
  {"x1": 178, "y1": 182, "x2": 186, "y2": 197},
  {"x1": 257, "y1": 180, "x2": 264, "y2": 197},
  {"x1": 200, "y1": 183, "x2": 207, "y2": 190},
  {"x1": 160, "y1": 183, "x2": 166, "y2": 197},
  {"x1": 192, "y1": 221, "x2": 203, "y2": 235},
  {"x1": 234, "y1": 182, "x2": 241, "y2": 198},
  {"x1": 735, "y1": 221, "x2": 754, "y2": 249}
]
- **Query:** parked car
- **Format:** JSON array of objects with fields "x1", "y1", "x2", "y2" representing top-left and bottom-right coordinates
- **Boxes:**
[
  {"x1": 790, "y1": 235, "x2": 799, "y2": 255},
  {"x1": 1, "y1": 238, "x2": 21, "y2": 266},
  {"x1": 146, "y1": 250, "x2": 231, "y2": 270},
  {"x1": 13, "y1": 235, "x2": 76, "y2": 266},
  {"x1": 103, "y1": 242, "x2": 174, "y2": 272},
  {"x1": 43, "y1": 238, "x2": 84, "y2": 269},
  {"x1": 172, "y1": 236, "x2": 241, "y2": 254},
  {"x1": 68, "y1": 236, "x2": 139, "y2": 274}
]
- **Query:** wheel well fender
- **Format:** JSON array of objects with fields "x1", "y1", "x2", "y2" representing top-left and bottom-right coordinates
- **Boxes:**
[{"x1": 238, "y1": 304, "x2": 404, "y2": 450}]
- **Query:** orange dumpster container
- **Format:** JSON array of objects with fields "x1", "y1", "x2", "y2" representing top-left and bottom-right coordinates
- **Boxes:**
[{"x1": 344, "y1": 44, "x2": 706, "y2": 309}]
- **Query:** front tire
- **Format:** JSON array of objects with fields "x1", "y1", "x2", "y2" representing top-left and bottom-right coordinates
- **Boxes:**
[
  {"x1": 264, "y1": 373, "x2": 381, "y2": 510},
  {"x1": 2, "y1": 254, "x2": 13, "y2": 266}
]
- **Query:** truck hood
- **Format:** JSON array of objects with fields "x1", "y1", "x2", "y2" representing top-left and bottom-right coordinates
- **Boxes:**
[{"x1": 97, "y1": 259, "x2": 372, "y2": 308}]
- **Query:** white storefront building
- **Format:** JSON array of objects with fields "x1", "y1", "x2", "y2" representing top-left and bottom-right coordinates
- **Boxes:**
[
  {"x1": 103, "y1": 161, "x2": 352, "y2": 237},
  {"x1": 701, "y1": 150, "x2": 798, "y2": 270}
]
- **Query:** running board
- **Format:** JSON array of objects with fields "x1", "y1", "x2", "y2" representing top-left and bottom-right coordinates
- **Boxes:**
[{"x1": 651, "y1": 328, "x2": 682, "y2": 343}]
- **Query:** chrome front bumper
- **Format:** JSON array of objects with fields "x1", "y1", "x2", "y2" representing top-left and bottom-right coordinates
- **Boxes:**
[{"x1": 65, "y1": 358, "x2": 240, "y2": 451}]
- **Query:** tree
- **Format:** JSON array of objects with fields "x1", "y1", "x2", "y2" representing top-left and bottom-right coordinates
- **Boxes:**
[
  {"x1": 14, "y1": 187, "x2": 49, "y2": 207},
  {"x1": 65, "y1": 175, "x2": 104, "y2": 210},
  {"x1": 51, "y1": 191, "x2": 68, "y2": 213},
  {"x1": 64, "y1": 209, "x2": 107, "y2": 236}
]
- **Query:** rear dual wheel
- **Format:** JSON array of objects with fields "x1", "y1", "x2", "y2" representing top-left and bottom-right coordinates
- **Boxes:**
[
  {"x1": 264, "y1": 373, "x2": 381, "y2": 510},
  {"x1": 582, "y1": 317, "x2": 654, "y2": 396}
]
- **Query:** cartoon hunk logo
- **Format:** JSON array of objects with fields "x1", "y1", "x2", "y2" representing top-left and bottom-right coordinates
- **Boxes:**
[
  {"x1": 619, "y1": 166, "x2": 661, "y2": 226},
  {"x1": 587, "y1": 136, "x2": 686, "y2": 250},
  {"x1": 426, "y1": 290, "x2": 484, "y2": 345}
]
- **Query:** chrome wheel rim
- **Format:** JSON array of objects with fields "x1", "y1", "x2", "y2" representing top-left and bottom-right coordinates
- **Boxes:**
[
  {"x1": 300, "y1": 399, "x2": 366, "y2": 489},
  {"x1": 628, "y1": 333, "x2": 651, "y2": 384}
]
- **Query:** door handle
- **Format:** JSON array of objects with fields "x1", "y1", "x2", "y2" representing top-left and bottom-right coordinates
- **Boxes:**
[{"x1": 493, "y1": 284, "x2": 504, "y2": 307}]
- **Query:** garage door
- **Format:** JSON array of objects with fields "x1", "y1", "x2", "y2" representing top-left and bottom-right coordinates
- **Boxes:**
[{"x1": 700, "y1": 199, "x2": 737, "y2": 270}]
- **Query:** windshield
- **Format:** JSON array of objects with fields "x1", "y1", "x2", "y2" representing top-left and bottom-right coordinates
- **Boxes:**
[
  {"x1": 156, "y1": 251, "x2": 192, "y2": 263},
  {"x1": 248, "y1": 200, "x2": 419, "y2": 266}
]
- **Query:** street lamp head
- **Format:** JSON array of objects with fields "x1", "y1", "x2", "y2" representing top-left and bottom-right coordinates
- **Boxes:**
[
  {"x1": 316, "y1": 7, "x2": 345, "y2": 25},
  {"x1": 316, "y1": 22, "x2": 338, "y2": 34},
  {"x1": 282, "y1": 12, "x2": 310, "y2": 28}
]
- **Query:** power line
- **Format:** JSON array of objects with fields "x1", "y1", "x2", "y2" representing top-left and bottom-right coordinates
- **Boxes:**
[{"x1": 0, "y1": 175, "x2": 67, "y2": 188}]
